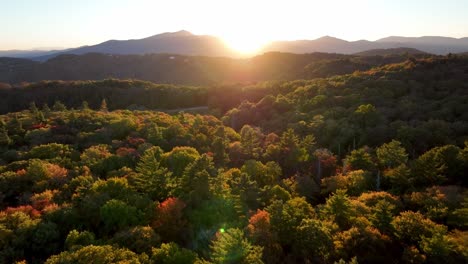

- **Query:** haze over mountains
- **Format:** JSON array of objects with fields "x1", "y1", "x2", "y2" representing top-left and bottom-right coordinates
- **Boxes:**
[{"x1": 1, "y1": 31, "x2": 468, "y2": 60}]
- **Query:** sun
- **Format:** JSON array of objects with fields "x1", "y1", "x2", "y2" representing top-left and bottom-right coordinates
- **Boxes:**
[{"x1": 222, "y1": 34, "x2": 268, "y2": 56}]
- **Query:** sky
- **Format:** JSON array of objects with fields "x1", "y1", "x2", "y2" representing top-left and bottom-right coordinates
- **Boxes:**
[{"x1": 1, "y1": 0, "x2": 468, "y2": 52}]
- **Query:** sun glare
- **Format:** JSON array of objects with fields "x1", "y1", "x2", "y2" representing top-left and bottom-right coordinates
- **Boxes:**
[{"x1": 222, "y1": 34, "x2": 268, "y2": 55}]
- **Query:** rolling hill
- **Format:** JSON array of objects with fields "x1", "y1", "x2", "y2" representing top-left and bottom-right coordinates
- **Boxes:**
[
  {"x1": 354, "y1": 47, "x2": 428, "y2": 56},
  {"x1": 0, "y1": 52, "x2": 430, "y2": 85}
]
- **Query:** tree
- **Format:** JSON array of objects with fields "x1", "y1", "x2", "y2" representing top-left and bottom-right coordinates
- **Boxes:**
[
  {"x1": 267, "y1": 197, "x2": 315, "y2": 245},
  {"x1": 346, "y1": 147, "x2": 376, "y2": 171},
  {"x1": 354, "y1": 104, "x2": 380, "y2": 129},
  {"x1": 151, "y1": 242, "x2": 198, "y2": 264},
  {"x1": 178, "y1": 154, "x2": 216, "y2": 204},
  {"x1": 448, "y1": 196, "x2": 468, "y2": 229},
  {"x1": 322, "y1": 190, "x2": 355, "y2": 230},
  {"x1": 81, "y1": 101, "x2": 90, "y2": 111},
  {"x1": 210, "y1": 228, "x2": 263, "y2": 264},
  {"x1": 247, "y1": 210, "x2": 282, "y2": 263},
  {"x1": 100, "y1": 98, "x2": 108, "y2": 112},
  {"x1": 391, "y1": 211, "x2": 445, "y2": 244},
  {"x1": 45, "y1": 245, "x2": 145, "y2": 264},
  {"x1": 413, "y1": 145, "x2": 467, "y2": 186},
  {"x1": 100, "y1": 199, "x2": 140, "y2": 234},
  {"x1": 0, "y1": 125, "x2": 12, "y2": 146},
  {"x1": 370, "y1": 200, "x2": 396, "y2": 233},
  {"x1": 279, "y1": 128, "x2": 306, "y2": 173},
  {"x1": 52, "y1": 100, "x2": 67, "y2": 112},
  {"x1": 420, "y1": 230, "x2": 454, "y2": 263},
  {"x1": 346, "y1": 170, "x2": 374, "y2": 196},
  {"x1": 227, "y1": 169, "x2": 261, "y2": 211},
  {"x1": 29, "y1": 102, "x2": 39, "y2": 115},
  {"x1": 152, "y1": 197, "x2": 187, "y2": 243},
  {"x1": 133, "y1": 146, "x2": 171, "y2": 200},
  {"x1": 382, "y1": 164, "x2": 412, "y2": 193},
  {"x1": 240, "y1": 125, "x2": 263, "y2": 159},
  {"x1": 295, "y1": 218, "x2": 333, "y2": 261},
  {"x1": 112, "y1": 226, "x2": 160, "y2": 254},
  {"x1": 376, "y1": 140, "x2": 408, "y2": 169},
  {"x1": 241, "y1": 160, "x2": 281, "y2": 188},
  {"x1": 65, "y1": 230, "x2": 96, "y2": 250},
  {"x1": 162, "y1": 146, "x2": 200, "y2": 178},
  {"x1": 212, "y1": 126, "x2": 230, "y2": 166}
]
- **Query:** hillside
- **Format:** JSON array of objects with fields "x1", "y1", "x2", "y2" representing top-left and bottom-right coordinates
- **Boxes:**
[
  {"x1": 0, "y1": 52, "x2": 430, "y2": 85},
  {"x1": 354, "y1": 47, "x2": 428, "y2": 56},
  {"x1": 0, "y1": 55, "x2": 467, "y2": 263}
]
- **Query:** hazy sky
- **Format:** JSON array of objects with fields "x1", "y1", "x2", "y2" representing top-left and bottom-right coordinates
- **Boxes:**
[{"x1": 1, "y1": 0, "x2": 468, "y2": 51}]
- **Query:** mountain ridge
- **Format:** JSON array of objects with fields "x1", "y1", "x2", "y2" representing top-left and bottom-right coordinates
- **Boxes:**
[{"x1": 2, "y1": 31, "x2": 468, "y2": 60}]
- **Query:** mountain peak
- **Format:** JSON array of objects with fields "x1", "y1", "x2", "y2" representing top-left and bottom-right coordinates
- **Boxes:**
[
  {"x1": 315, "y1": 36, "x2": 348, "y2": 43},
  {"x1": 172, "y1": 30, "x2": 194, "y2": 36},
  {"x1": 145, "y1": 30, "x2": 194, "y2": 40}
]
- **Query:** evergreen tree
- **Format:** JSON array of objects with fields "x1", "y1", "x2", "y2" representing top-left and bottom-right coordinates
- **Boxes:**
[
  {"x1": 52, "y1": 100, "x2": 67, "y2": 111},
  {"x1": 211, "y1": 228, "x2": 263, "y2": 264},
  {"x1": 133, "y1": 146, "x2": 171, "y2": 200},
  {"x1": 100, "y1": 99, "x2": 108, "y2": 112}
]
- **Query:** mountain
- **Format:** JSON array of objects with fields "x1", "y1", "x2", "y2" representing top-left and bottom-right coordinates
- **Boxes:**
[
  {"x1": 34, "y1": 30, "x2": 239, "y2": 61},
  {"x1": 262, "y1": 36, "x2": 468, "y2": 55},
  {"x1": 2, "y1": 31, "x2": 467, "y2": 61},
  {"x1": 354, "y1": 47, "x2": 428, "y2": 56},
  {"x1": 0, "y1": 49, "x2": 70, "y2": 59},
  {"x1": 262, "y1": 36, "x2": 381, "y2": 54},
  {"x1": 374, "y1": 36, "x2": 468, "y2": 54}
]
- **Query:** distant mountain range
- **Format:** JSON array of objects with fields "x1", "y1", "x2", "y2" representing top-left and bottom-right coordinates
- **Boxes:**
[
  {"x1": 263, "y1": 36, "x2": 468, "y2": 55},
  {"x1": 1, "y1": 31, "x2": 468, "y2": 61}
]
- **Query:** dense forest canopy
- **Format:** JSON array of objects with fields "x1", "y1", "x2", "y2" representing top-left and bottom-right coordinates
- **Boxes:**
[
  {"x1": 0, "y1": 51, "x2": 432, "y2": 85},
  {"x1": 0, "y1": 54, "x2": 467, "y2": 263}
]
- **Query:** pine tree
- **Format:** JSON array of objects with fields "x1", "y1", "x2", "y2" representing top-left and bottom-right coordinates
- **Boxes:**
[
  {"x1": 42, "y1": 103, "x2": 51, "y2": 117},
  {"x1": 100, "y1": 99, "x2": 108, "y2": 112},
  {"x1": 0, "y1": 120, "x2": 11, "y2": 146},
  {"x1": 211, "y1": 228, "x2": 263, "y2": 264},
  {"x1": 81, "y1": 101, "x2": 90, "y2": 111},
  {"x1": 133, "y1": 146, "x2": 171, "y2": 200},
  {"x1": 52, "y1": 100, "x2": 67, "y2": 111}
]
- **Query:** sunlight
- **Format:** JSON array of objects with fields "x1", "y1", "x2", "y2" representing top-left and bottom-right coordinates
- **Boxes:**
[{"x1": 222, "y1": 33, "x2": 269, "y2": 55}]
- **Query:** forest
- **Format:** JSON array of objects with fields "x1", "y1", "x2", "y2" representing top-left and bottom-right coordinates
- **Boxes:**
[{"x1": 0, "y1": 54, "x2": 467, "y2": 263}]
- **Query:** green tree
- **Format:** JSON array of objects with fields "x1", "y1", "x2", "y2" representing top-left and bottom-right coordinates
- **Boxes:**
[
  {"x1": 81, "y1": 101, "x2": 90, "y2": 111},
  {"x1": 65, "y1": 230, "x2": 96, "y2": 250},
  {"x1": 52, "y1": 100, "x2": 67, "y2": 111},
  {"x1": 162, "y1": 146, "x2": 200, "y2": 178},
  {"x1": 346, "y1": 147, "x2": 376, "y2": 171},
  {"x1": 151, "y1": 242, "x2": 198, "y2": 264},
  {"x1": 112, "y1": 226, "x2": 160, "y2": 254},
  {"x1": 210, "y1": 228, "x2": 263, "y2": 264},
  {"x1": 391, "y1": 211, "x2": 445, "y2": 244},
  {"x1": 267, "y1": 197, "x2": 315, "y2": 245},
  {"x1": 240, "y1": 125, "x2": 263, "y2": 159},
  {"x1": 322, "y1": 190, "x2": 355, "y2": 230},
  {"x1": 376, "y1": 140, "x2": 408, "y2": 169},
  {"x1": 0, "y1": 125, "x2": 12, "y2": 146},
  {"x1": 100, "y1": 199, "x2": 140, "y2": 234},
  {"x1": 133, "y1": 146, "x2": 171, "y2": 200},
  {"x1": 45, "y1": 245, "x2": 145, "y2": 264},
  {"x1": 100, "y1": 98, "x2": 108, "y2": 112},
  {"x1": 295, "y1": 218, "x2": 333, "y2": 261},
  {"x1": 354, "y1": 104, "x2": 379, "y2": 129}
]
